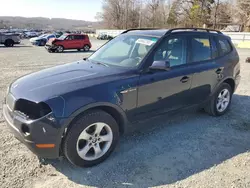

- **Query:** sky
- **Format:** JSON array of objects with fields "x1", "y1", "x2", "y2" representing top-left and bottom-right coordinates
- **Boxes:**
[{"x1": 0, "y1": 0, "x2": 102, "y2": 21}]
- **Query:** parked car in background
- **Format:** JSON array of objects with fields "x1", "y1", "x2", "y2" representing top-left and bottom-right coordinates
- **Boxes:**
[
  {"x1": 54, "y1": 32, "x2": 63, "y2": 38},
  {"x1": 0, "y1": 33, "x2": 21, "y2": 47},
  {"x1": 97, "y1": 33, "x2": 114, "y2": 40},
  {"x1": 45, "y1": 34, "x2": 91, "y2": 53},
  {"x1": 24, "y1": 32, "x2": 39, "y2": 38},
  {"x1": 30, "y1": 34, "x2": 56, "y2": 46}
]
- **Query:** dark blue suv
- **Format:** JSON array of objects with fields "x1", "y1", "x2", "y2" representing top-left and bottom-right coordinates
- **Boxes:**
[{"x1": 3, "y1": 28, "x2": 241, "y2": 167}]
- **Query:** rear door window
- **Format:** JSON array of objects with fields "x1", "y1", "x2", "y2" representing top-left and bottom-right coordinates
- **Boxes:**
[
  {"x1": 218, "y1": 38, "x2": 232, "y2": 56},
  {"x1": 190, "y1": 37, "x2": 211, "y2": 63},
  {"x1": 210, "y1": 37, "x2": 219, "y2": 59},
  {"x1": 75, "y1": 35, "x2": 85, "y2": 40}
]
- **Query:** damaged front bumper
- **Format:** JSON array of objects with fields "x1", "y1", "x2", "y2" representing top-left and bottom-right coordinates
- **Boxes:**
[{"x1": 3, "y1": 104, "x2": 62, "y2": 158}]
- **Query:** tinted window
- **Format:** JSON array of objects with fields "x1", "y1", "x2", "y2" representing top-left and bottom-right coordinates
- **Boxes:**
[
  {"x1": 153, "y1": 36, "x2": 186, "y2": 67},
  {"x1": 191, "y1": 37, "x2": 211, "y2": 62},
  {"x1": 75, "y1": 35, "x2": 85, "y2": 40},
  {"x1": 218, "y1": 38, "x2": 231, "y2": 55},
  {"x1": 66, "y1": 35, "x2": 74, "y2": 40},
  {"x1": 211, "y1": 37, "x2": 219, "y2": 59}
]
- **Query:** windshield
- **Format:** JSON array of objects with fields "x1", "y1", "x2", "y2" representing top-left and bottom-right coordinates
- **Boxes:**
[
  {"x1": 38, "y1": 34, "x2": 47, "y2": 38},
  {"x1": 58, "y1": 34, "x2": 67, "y2": 40},
  {"x1": 89, "y1": 35, "x2": 159, "y2": 68}
]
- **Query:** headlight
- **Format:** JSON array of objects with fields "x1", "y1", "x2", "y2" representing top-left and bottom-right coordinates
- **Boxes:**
[{"x1": 15, "y1": 99, "x2": 52, "y2": 120}]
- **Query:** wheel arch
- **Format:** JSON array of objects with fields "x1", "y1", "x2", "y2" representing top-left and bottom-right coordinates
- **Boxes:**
[
  {"x1": 211, "y1": 76, "x2": 236, "y2": 96},
  {"x1": 223, "y1": 78, "x2": 235, "y2": 92},
  {"x1": 61, "y1": 102, "x2": 128, "y2": 138},
  {"x1": 4, "y1": 38, "x2": 14, "y2": 45}
]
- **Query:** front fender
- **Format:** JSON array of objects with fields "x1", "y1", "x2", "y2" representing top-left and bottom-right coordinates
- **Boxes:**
[{"x1": 56, "y1": 102, "x2": 128, "y2": 149}]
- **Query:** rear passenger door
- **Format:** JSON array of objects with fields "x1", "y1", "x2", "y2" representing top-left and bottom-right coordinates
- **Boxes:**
[
  {"x1": 188, "y1": 34, "x2": 223, "y2": 104},
  {"x1": 74, "y1": 35, "x2": 85, "y2": 49}
]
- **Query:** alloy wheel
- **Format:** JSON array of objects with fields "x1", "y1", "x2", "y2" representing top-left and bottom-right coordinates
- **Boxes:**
[
  {"x1": 57, "y1": 46, "x2": 63, "y2": 52},
  {"x1": 216, "y1": 88, "x2": 230, "y2": 112},
  {"x1": 84, "y1": 45, "x2": 90, "y2": 51},
  {"x1": 76, "y1": 122, "x2": 113, "y2": 161}
]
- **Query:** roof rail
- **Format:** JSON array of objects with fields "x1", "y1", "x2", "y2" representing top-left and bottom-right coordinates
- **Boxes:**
[
  {"x1": 166, "y1": 28, "x2": 222, "y2": 34},
  {"x1": 121, "y1": 28, "x2": 160, "y2": 34}
]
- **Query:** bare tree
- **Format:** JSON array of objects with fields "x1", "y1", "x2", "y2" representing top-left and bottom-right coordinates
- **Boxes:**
[
  {"x1": 98, "y1": 0, "x2": 239, "y2": 29},
  {"x1": 236, "y1": 0, "x2": 250, "y2": 31}
]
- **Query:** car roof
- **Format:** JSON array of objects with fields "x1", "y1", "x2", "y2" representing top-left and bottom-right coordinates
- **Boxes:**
[
  {"x1": 126, "y1": 29, "x2": 168, "y2": 37},
  {"x1": 68, "y1": 34, "x2": 86, "y2": 36},
  {"x1": 125, "y1": 28, "x2": 225, "y2": 38}
]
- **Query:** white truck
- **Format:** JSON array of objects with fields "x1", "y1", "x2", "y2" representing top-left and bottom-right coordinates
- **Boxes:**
[{"x1": 0, "y1": 33, "x2": 21, "y2": 47}]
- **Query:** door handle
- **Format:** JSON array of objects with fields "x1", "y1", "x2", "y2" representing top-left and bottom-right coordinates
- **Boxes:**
[
  {"x1": 216, "y1": 68, "x2": 223, "y2": 74},
  {"x1": 180, "y1": 76, "x2": 189, "y2": 83}
]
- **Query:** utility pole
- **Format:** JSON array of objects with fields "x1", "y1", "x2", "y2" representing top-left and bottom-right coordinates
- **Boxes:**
[
  {"x1": 213, "y1": 0, "x2": 220, "y2": 29},
  {"x1": 139, "y1": 0, "x2": 142, "y2": 28}
]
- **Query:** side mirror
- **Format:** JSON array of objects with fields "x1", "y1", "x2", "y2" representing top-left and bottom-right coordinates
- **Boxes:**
[{"x1": 149, "y1": 60, "x2": 170, "y2": 71}]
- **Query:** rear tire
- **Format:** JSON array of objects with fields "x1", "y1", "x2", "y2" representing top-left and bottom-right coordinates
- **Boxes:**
[
  {"x1": 83, "y1": 45, "x2": 90, "y2": 52},
  {"x1": 63, "y1": 110, "x2": 119, "y2": 167},
  {"x1": 4, "y1": 39, "x2": 14, "y2": 47},
  {"x1": 205, "y1": 83, "x2": 232, "y2": 116}
]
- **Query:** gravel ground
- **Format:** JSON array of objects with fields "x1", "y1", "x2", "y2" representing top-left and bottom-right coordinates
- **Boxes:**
[{"x1": 0, "y1": 39, "x2": 250, "y2": 188}]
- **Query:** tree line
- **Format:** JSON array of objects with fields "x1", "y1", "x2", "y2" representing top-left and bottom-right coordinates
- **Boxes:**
[{"x1": 96, "y1": 0, "x2": 250, "y2": 31}]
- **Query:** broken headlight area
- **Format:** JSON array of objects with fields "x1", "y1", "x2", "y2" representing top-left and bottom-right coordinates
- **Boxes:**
[{"x1": 14, "y1": 99, "x2": 52, "y2": 120}]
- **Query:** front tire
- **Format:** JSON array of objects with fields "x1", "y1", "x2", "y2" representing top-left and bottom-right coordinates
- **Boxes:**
[
  {"x1": 63, "y1": 110, "x2": 119, "y2": 167},
  {"x1": 57, "y1": 45, "x2": 64, "y2": 53},
  {"x1": 205, "y1": 83, "x2": 232, "y2": 116},
  {"x1": 40, "y1": 40, "x2": 46, "y2": 46}
]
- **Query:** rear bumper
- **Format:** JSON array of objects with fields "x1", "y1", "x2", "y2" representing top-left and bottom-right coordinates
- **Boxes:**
[
  {"x1": 235, "y1": 74, "x2": 241, "y2": 92},
  {"x1": 3, "y1": 104, "x2": 61, "y2": 159}
]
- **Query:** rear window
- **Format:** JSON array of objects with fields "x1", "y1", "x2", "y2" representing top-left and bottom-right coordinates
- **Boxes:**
[
  {"x1": 218, "y1": 38, "x2": 232, "y2": 56},
  {"x1": 190, "y1": 37, "x2": 211, "y2": 62}
]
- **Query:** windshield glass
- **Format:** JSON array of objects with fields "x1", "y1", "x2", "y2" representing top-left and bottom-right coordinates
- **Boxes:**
[
  {"x1": 58, "y1": 34, "x2": 67, "y2": 40},
  {"x1": 38, "y1": 34, "x2": 47, "y2": 38},
  {"x1": 89, "y1": 35, "x2": 159, "y2": 68}
]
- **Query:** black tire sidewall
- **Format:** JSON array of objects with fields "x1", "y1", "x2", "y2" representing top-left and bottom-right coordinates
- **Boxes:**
[
  {"x1": 83, "y1": 45, "x2": 90, "y2": 52},
  {"x1": 57, "y1": 45, "x2": 64, "y2": 52},
  {"x1": 40, "y1": 40, "x2": 45, "y2": 46},
  {"x1": 212, "y1": 83, "x2": 232, "y2": 116},
  {"x1": 63, "y1": 110, "x2": 119, "y2": 167},
  {"x1": 5, "y1": 39, "x2": 14, "y2": 47}
]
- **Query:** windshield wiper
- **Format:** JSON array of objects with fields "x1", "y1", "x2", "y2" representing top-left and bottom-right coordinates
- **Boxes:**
[
  {"x1": 83, "y1": 58, "x2": 109, "y2": 67},
  {"x1": 94, "y1": 61, "x2": 109, "y2": 67}
]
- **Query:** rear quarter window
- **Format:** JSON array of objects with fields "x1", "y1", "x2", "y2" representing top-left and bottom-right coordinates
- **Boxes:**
[{"x1": 218, "y1": 38, "x2": 232, "y2": 56}]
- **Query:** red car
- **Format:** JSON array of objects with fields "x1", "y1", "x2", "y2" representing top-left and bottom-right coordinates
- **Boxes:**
[{"x1": 45, "y1": 34, "x2": 92, "y2": 53}]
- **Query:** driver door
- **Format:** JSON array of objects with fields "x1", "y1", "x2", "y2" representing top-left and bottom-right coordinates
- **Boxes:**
[{"x1": 135, "y1": 35, "x2": 193, "y2": 120}]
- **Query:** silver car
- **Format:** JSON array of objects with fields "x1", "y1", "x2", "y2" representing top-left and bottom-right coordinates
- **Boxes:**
[{"x1": 0, "y1": 33, "x2": 21, "y2": 47}]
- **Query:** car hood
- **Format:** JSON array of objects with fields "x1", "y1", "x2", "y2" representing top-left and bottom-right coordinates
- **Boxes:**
[
  {"x1": 47, "y1": 38, "x2": 62, "y2": 45},
  {"x1": 10, "y1": 60, "x2": 131, "y2": 102}
]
